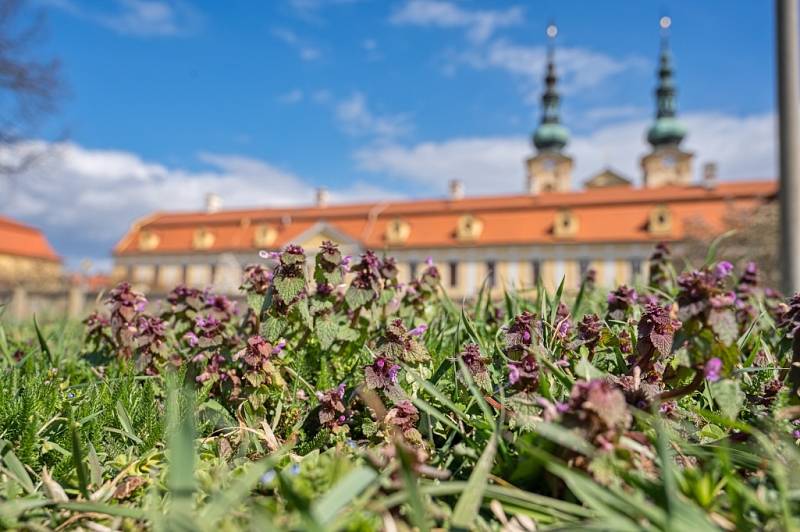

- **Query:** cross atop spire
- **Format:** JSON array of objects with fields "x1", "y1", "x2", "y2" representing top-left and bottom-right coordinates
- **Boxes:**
[
  {"x1": 533, "y1": 23, "x2": 569, "y2": 152},
  {"x1": 647, "y1": 16, "x2": 687, "y2": 147}
]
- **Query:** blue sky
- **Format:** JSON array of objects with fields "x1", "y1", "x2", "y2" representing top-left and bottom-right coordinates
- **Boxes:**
[{"x1": 0, "y1": 0, "x2": 778, "y2": 268}]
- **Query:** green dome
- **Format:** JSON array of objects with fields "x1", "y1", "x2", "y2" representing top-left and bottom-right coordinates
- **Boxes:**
[
  {"x1": 533, "y1": 122, "x2": 570, "y2": 151},
  {"x1": 647, "y1": 117, "x2": 687, "y2": 147}
]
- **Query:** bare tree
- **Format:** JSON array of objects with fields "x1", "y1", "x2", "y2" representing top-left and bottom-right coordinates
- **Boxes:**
[
  {"x1": 680, "y1": 201, "x2": 780, "y2": 288},
  {"x1": 0, "y1": 0, "x2": 60, "y2": 174}
]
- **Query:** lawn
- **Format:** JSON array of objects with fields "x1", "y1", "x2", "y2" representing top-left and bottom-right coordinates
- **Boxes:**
[{"x1": 0, "y1": 240, "x2": 799, "y2": 531}]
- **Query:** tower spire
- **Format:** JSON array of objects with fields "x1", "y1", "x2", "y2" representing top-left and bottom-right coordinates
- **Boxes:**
[
  {"x1": 533, "y1": 23, "x2": 569, "y2": 152},
  {"x1": 647, "y1": 16, "x2": 687, "y2": 147}
]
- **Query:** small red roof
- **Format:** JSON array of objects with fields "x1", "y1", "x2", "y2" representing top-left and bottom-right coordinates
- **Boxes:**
[{"x1": 0, "y1": 215, "x2": 60, "y2": 262}]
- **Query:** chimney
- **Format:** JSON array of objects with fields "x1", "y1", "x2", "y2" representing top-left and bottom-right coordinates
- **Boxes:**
[
  {"x1": 205, "y1": 193, "x2": 222, "y2": 213},
  {"x1": 702, "y1": 162, "x2": 717, "y2": 189},
  {"x1": 449, "y1": 179, "x2": 464, "y2": 200},
  {"x1": 316, "y1": 187, "x2": 329, "y2": 207}
]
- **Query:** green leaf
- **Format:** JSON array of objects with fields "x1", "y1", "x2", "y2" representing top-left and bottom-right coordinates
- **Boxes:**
[
  {"x1": 315, "y1": 316, "x2": 339, "y2": 350},
  {"x1": 311, "y1": 466, "x2": 378, "y2": 526},
  {"x1": 115, "y1": 400, "x2": 144, "y2": 445},
  {"x1": 345, "y1": 286, "x2": 374, "y2": 310},
  {"x1": 451, "y1": 432, "x2": 497, "y2": 530},
  {"x1": 711, "y1": 380, "x2": 745, "y2": 421},
  {"x1": 163, "y1": 383, "x2": 197, "y2": 532},
  {"x1": 33, "y1": 314, "x2": 53, "y2": 366},
  {"x1": 274, "y1": 275, "x2": 305, "y2": 303},
  {"x1": 200, "y1": 449, "x2": 289, "y2": 528},
  {"x1": 67, "y1": 406, "x2": 90, "y2": 499},
  {"x1": 0, "y1": 440, "x2": 35, "y2": 494}
]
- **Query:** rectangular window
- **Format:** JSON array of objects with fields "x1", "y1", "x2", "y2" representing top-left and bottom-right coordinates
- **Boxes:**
[
  {"x1": 579, "y1": 258, "x2": 590, "y2": 277},
  {"x1": 630, "y1": 258, "x2": 642, "y2": 280},
  {"x1": 531, "y1": 260, "x2": 541, "y2": 284},
  {"x1": 486, "y1": 261, "x2": 496, "y2": 288},
  {"x1": 449, "y1": 261, "x2": 458, "y2": 288},
  {"x1": 409, "y1": 261, "x2": 418, "y2": 281}
]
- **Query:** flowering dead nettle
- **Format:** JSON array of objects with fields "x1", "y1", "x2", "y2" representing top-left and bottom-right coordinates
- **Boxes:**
[
  {"x1": 134, "y1": 315, "x2": 169, "y2": 373},
  {"x1": 606, "y1": 285, "x2": 638, "y2": 321},
  {"x1": 345, "y1": 250, "x2": 382, "y2": 309},
  {"x1": 507, "y1": 354, "x2": 540, "y2": 393},
  {"x1": 648, "y1": 242, "x2": 672, "y2": 292},
  {"x1": 459, "y1": 343, "x2": 491, "y2": 391},
  {"x1": 635, "y1": 303, "x2": 682, "y2": 371},
  {"x1": 241, "y1": 264, "x2": 272, "y2": 295},
  {"x1": 554, "y1": 302, "x2": 572, "y2": 343},
  {"x1": 562, "y1": 379, "x2": 632, "y2": 452},
  {"x1": 577, "y1": 313, "x2": 602, "y2": 356},
  {"x1": 316, "y1": 383, "x2": 347, "y2": 429},
  {"x1": 505, "y1": 311, "x2": 538, "y2": 358},
  {"x1": 271, "y1": 245, "x2": 308, "y2": 305},
  {"x1": 314, "y1": 240, "x2": 345, "y2": 297},
  {"x1": 166, "y1": 285, "x2": 205, "y2": 314},
  {"x1": 375, "y1": 319, "x2": 430, "y2": 364},
  {"x1": 735, "y1": 261, "x2": 759, "y2": 322},
  {"x1": 384, "y1": 400, "x2": 422, "y2": 445},
  {"x1": 106, "y1": 282, "x2": 148, "y2": 357},
  {"x1": 364, "y1": 356, "x2": 401, "y2": 394},
  {"x1": 379, "y1": 256, "x2": 399, "y2": 286},
  {"x1": 233, "y1": 335, "x2": 273, "y2": 371},
  {"x1": 676, "y1": 262, "x2": 739, "y2": 345}
]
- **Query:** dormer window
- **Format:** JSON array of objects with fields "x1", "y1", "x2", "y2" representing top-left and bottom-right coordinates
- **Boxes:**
[
  {"x1": 456, "y1": 215, "x2": 483, "y2": 241},
  {"x1": 138, "y1": 230, "x2": 160, "y2": 251},
  {"x1": 193, "y1": 228, "x2": 215, "y2": 250},
  {"x1": 386, "y1": 218, "x2": 411, "y2": 244},
  {"x1": 253, "y1": 224, "x2": 278, "y2": 246},
  {"x1": 553, "y1": 209, "x2": 579, "y2": 238},
  {"x1": 649, "y1": 205, "x2": 672, "y2": 234}
]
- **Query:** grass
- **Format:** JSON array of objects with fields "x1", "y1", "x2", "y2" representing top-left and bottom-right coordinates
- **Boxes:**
[{"x1": 0, "y1": 242, "x2": 799, "y2": 531}]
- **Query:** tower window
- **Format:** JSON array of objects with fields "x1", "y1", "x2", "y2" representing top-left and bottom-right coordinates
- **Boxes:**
[
  {"x1": 449, "y1": 261, "x2": 459, "y2": 288},
  {"x1": 486, "y1": 261, "x2": 496, "y2": 288}
]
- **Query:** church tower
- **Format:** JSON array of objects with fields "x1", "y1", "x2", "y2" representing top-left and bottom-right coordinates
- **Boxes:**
[
  {"x1": 526, "y1": 24, "x2": 573, "y2": 195},
  {"x1": 641, "y1": 16, "x2": 694, "y2": 188}
]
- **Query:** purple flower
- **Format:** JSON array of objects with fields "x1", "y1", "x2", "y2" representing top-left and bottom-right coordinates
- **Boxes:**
[
  {"x1": 704, "y1": 357, "x2": 723, "y2": 382},
  {"x1": 272, "y1": 339, "x2": 286, "y2": 355},
  {"x1": 715, "y1": 261, "x2": 734, "y2": 279},
  {"x1": 507, "y1": 363, "x2": 520, "y2": 385},
  {"x1": 425, "y1": 256, "x2": 434, "y2": 267},
  {"x1": 408, "y1": 323, "x2": 428, "y2": 337},
  {"x1": 183, "y1": 331, "x2": 199, "y2": 347},
  {"x1": 365, "y1": 357, "x2": 401, "y2": 390},
  {"x1": 259, "y1": 250, "x2": 281, "y2": 260}
]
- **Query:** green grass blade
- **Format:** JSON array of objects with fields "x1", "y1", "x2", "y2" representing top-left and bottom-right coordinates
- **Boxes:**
[
  {"x1": 311, "y1": 466, "x2": 378, "y2": 526},
  {"x1": 451, "y1": 431, "x2": 497, "y2": 530}
]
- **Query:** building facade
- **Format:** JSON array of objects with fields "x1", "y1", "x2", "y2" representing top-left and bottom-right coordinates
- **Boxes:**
[
  {"x1": 112, "y1": 27, "x2": 777, "y2": 296},
  {"x1": 0, "y1": 215, "x2": 61, "y2": 287}
]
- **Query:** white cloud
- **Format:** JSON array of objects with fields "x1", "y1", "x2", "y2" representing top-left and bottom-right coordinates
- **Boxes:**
[
  {"x1": 272, "y1": 27, "x2": 321, "y2": 61},
  {"x1": 40, "y1": 0, "x2": 202, "y2": 37},
  {"x1": 335, "y1": 92, "x2": 412, "y2": 139},
  {"x1": 390, "y1": 0, "x2": 523, "y2": 43},
  {"x1": 354, "y1": 111, "x2": 776, "y2": 194},
  {"x1": 451, "y1": 40, "x2": 647, "y2": 101},
  {"x1": 0, "y1": 141, "x2": 398, "y2": 264},
  {"x1": 278, "y1": 89, "x2": 305, "y2": 104}
]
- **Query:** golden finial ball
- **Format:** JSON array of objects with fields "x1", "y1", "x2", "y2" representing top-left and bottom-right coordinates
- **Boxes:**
[
  {"x1": 659, "y1": 16, "x2": 671, "y2": 29},
  {"x1": 546, "y1": 24, "x2": 558, "y2": 38}
]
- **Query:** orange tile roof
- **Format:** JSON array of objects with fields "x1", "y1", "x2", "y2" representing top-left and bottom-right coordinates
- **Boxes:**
[
  {"x1": 0, "y1": 215, "x2": 60, "y2": 262},
  {"x1": 113, "y1": 180, "x2": 777, "y2": 256}
]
